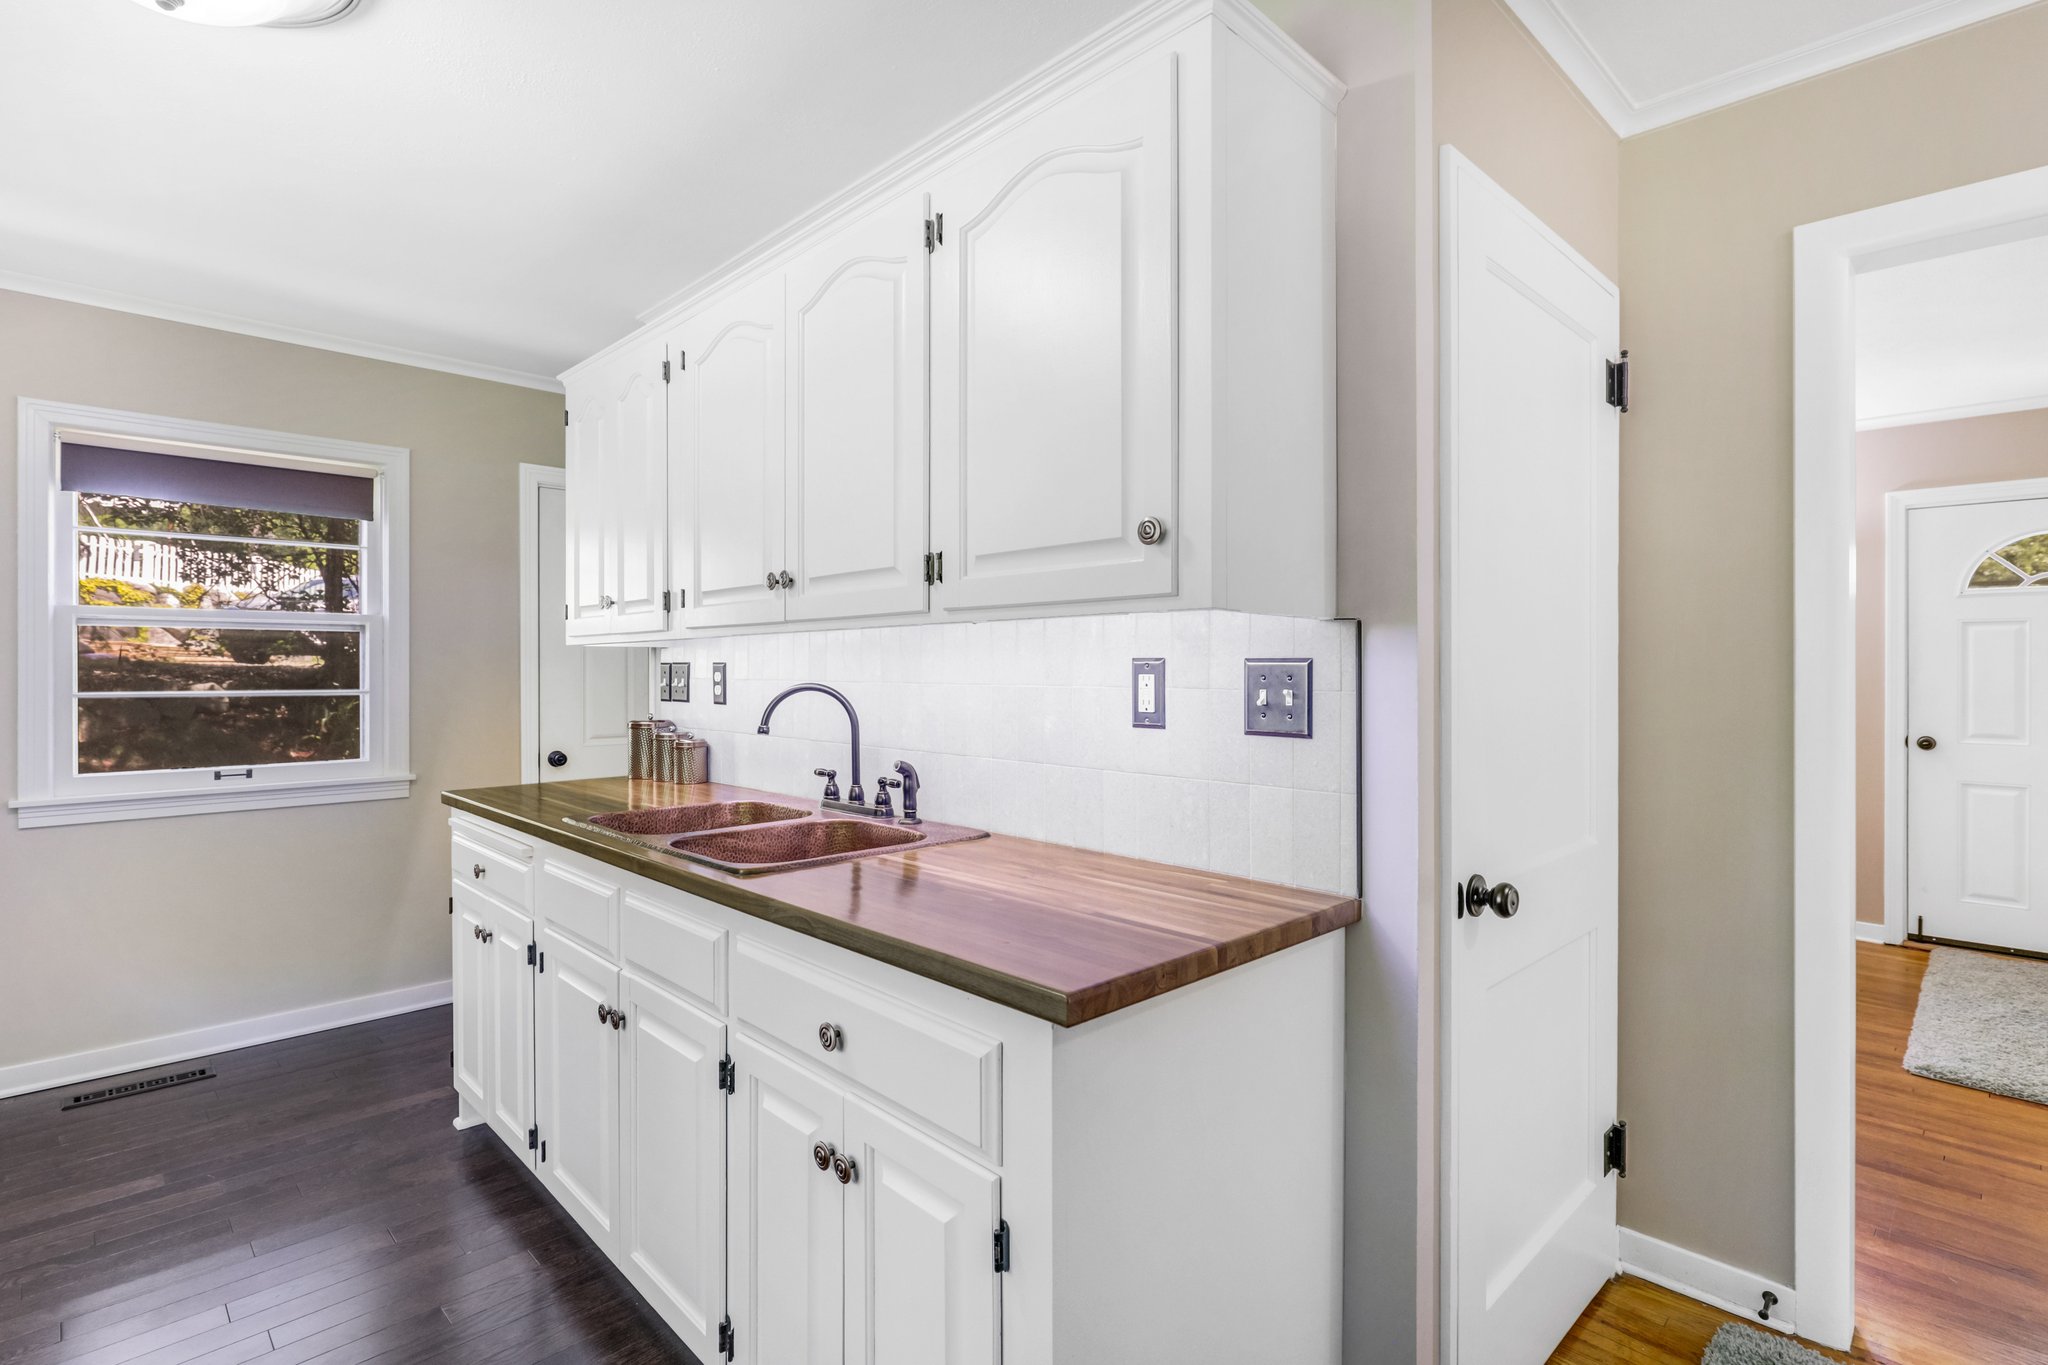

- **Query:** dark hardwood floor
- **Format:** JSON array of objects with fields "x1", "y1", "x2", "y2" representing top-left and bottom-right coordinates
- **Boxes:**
[
  {"x1": 1553, "y1": 943, "x2": 2048, "y2": 1363},
  {"x1": 0, "y1": 1008, "x2": 694, "y2": 1365}
]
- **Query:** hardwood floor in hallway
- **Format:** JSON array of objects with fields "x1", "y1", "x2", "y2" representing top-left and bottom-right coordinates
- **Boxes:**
[
  {"x1": 0, "y1": 1008, "x2": 694, "y2": 1365},
  {"x1": 1551, "y1": 942, "x2": 2048, "y2": 1364}
]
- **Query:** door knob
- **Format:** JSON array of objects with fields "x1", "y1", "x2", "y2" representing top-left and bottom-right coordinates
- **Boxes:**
[
  {"x1": 1916, "y1": 735, "x2": 1937, "y2": 751},
  {"x1": 833, "y1": 1152, "x2": 858, "y2": 1185},
  {"x1": 1463, "y1": 874, "x2": 1520, "y2": 920},
  {"x1": 546, "y1": 750, "x2": 568, "y2": 768},
  {"x1": 813, "y1": 1141, "x2": 835, "y2": 1171}
]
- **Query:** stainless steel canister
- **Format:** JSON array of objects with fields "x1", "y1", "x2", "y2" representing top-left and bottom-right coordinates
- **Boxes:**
[
  {"x1": 628, "y1": 719, "x2": 659, "y2": 780},
  {"x1": 675, "y1": 733, "x2": 710, "y2": 785}
]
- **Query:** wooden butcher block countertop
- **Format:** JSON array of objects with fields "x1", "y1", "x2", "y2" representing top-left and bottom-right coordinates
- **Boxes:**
[{"x1": 443, "y1": 778, "x2": 1358, "y2": 1027}]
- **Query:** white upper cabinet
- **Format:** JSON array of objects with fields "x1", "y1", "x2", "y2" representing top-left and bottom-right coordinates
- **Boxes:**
[
  {"x1": 564, "y1": 340, "x2": 670, "y2": 639},
  {"x1": 671, "y1": 274, "x2": 787, "y2": 631},
  {"x1": 561, "y1": 2, "x2": 1341, "y2": 634},
  {"x1": 929, "y1": 49, "x2": 1178, "y2": 613},
  {"x1": 784, "y1": 189, "x2": 931, "y2": 623}
]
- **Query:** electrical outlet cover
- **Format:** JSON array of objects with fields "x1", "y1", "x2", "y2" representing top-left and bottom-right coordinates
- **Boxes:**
[
  {"x1": 712, "y1": 662, "x2": 727, "y2": 705},
  {"x1": 1244, "y1": 658, "x2": 1312, "y2": 738},
  {"x1": 1131, "y1": 658, "x2": 1165, "y2": 729}
]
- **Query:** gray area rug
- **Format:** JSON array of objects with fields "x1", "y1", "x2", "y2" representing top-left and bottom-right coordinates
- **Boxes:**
[
  {"x1": 1700, "y1": 1323, "x2": 1835, "y2": 1364},
  {"x1": 1903, "y1": 946, "x2": 2048, "y2": 1106}
]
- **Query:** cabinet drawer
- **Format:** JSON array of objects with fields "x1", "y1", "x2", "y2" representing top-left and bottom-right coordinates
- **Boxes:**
[
  {"x1": 537, "y1": 857, "x2": 621, "y2": 960},
  {"x1": 453, "y1": 833, "x2": 532, "y2": 908},
  {"x1": 733, "y1": 938, "x2": 1000, "y2": 1159},
  {"x1": 621, "y1": 888, "x2": 726, "y2": 1012}
]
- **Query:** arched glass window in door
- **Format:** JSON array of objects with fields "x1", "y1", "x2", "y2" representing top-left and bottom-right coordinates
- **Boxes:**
[{"x1": 1970, "y1": 532, "x2": 2048, "y2": 588}]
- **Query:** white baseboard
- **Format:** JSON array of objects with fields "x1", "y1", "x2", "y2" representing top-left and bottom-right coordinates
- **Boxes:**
[
  {"x1": 0, "y1": 979, "x2": 453, "y2": 1101},
  {"x1": 1855, "y1": 920, "x2": 1889, "y2": 944},
  {"x1": 1619, "y1": 1227, "x2": 1797, "y2": 1336}
]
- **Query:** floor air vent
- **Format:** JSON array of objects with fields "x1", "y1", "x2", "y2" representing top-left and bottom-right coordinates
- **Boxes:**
[{"x1": 63, "y1": 1067, "x2": 215, "y2": 1110}]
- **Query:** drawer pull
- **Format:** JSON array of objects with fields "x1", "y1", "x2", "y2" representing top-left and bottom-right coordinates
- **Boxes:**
[
  {"x1": 833, "y1": 1152, "x2": 858, "y2": 1185},
  {"x1": 813, "y1": 1141, "x2": 834, "y2": 1172},
  {"x1": 818, "y1": 1022, "x2": 844, "y2": 1053},
  {"x1": 472, "y1": 864, "x2": 486, "y2": 879}
]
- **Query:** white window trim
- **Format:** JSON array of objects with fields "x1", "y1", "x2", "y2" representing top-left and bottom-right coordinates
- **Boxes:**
[{"x1": 13, "y1": 398, "x2": 413, "y2": 828}]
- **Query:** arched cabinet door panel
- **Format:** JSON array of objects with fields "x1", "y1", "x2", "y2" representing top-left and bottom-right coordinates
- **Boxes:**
[{"x1": 929, "y1": 49, "x2": 1178, "y2": 612}]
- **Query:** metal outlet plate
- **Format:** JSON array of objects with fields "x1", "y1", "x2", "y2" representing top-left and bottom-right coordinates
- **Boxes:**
[
  {"x1": 673, "y1": 660, "x2": 690, "y2": 703},
  {"x1": 711, "y1": 662, "x2": 727, "y2": 705},
  {"x1": 1244, "y1": 658, "x2": 1312, "y2": 738},
  {"x1": 1131, "y1": 658, "x2": 1165, "y2": 729}
]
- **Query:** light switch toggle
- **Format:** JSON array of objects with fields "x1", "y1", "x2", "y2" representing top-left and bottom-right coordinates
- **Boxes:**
[{"x1": 1244, "y1": 658, "x2": 1313, "y2": 739}]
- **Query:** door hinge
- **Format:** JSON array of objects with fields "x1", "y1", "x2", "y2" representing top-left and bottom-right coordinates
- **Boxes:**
[
  {"x1": 718, "y1": 1054, "x2": 736, "y2": 1094},
  {"x1": 1603, "y1": 1120, "x2": 1627, "y2": 1178},
  {"x1": 677, "y1": 351, "x2": 685, "y2": 372},
  {"x1": 925, "y1": 217, "x2": 935, "y2": 253},
  {"x1": 922, "y1": 550, "x2": 943, "y2": 585},
  {"x1": 1605, "y1": 350, "x2": 1630, "y2": 412},
  {"x1": 449, "y1": 1050, "x2": 453, "y2": 1066},
  {"x1": 527, "y1": 1125, "x2": 539, "y2": 1151},
  {"x1": 662, "y1": 359, "x2": 672, "y2": 384},
  {"x1": 993, "y1": 1220, "x2": 1011, "y2": 1273},
  {"x1": 527, "y1": 941, "x2": 537, "y2": 967},
  {"x1": 717, "y1": 1316, "x2": 734, "y2": 1361},
  {"x1": 564, "y1": 409, "x2": 569, "y2": 427},
  {"x1": 923, "y1": 552, "x2": 934, "y2": 585},
  {"x1": 537, "y1": 950, "x2": 546, "y2": 974},
  {"x1": 662, "y1": 589, "x2": 672, "y2": 612},
  {"x1": 447, "y1": 895, "x2": 453, "y2": 916}
]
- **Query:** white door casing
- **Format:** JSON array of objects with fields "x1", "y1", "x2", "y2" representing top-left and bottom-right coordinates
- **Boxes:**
[
  {"x1": 674, "y1": 274, "x2": 788, "y2": 630},
  {"x1": 537, "y1": 925, "x2": 622, "y2": 1252},
  {"x1": 843, "y1": 1095, "x2": 1000, "y2": 1365},
  {"x1": 785, "y1": 189, "x2": 931, "y2": 623},
  {"x1": 929, "y1": 47, "x2": 1178, "y2": 612},
  {"x1": 531, "y1": 475, "x2": 645, "y2": 783},
  {"x1": 1440, "y1": 148, "x2": 1621, "y2": 1365},
  {"x1": 729, "y1": 1036, "x2": 844, "y2": 1365},
  {"x1": 618, "y1": 970, "x2": 728, "y2": 1362},
  {"x1": 1905, "y1": 495, "x2": 2048, "y2": 953}
]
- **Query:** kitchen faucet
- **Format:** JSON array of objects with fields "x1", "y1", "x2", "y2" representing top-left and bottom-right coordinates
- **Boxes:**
[{"x1": 757, "y1": 683, "x2": 866, "y2": 809}]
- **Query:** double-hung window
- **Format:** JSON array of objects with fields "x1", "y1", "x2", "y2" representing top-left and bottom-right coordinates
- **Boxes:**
[{"x1": 15, "y1": 401, "x2": 411, "y2": 827}]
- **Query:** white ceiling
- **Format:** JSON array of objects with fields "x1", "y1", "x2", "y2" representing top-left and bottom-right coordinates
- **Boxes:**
[
  {"x1": 0, "y1": 0, "x2": 1136, "y2": 388},
  {"x1": 1857, "y1": 231, "x2": 2048, "y2": 428},
  {"x1": 1501, "y1": 0, "x2": 2039, "y2": 135}
]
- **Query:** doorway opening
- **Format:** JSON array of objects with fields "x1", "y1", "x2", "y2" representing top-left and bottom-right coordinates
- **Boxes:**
[{"x1": 1795, "y1": 165, "x2": 2048, "y2": 1359}]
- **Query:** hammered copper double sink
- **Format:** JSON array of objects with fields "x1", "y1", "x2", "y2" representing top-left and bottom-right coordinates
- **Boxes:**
[{"x1": 566, "y1": 797, "x2": 986, "y2": 874}]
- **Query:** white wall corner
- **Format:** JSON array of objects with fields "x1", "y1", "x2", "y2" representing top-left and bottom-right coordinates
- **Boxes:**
[
  {"x1": 1618, "y1": 1227, "x2": 1798, "y2": 1337},
  {"x1": 0, "y1": 979, "x2": 453, "y2": 1101},
  {"x1": 1853, "y1": 919, "x2": 1888, "y2": 944}
]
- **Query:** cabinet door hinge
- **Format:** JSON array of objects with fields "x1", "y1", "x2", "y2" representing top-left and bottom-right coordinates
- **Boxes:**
[
  {"x1": 718, "y1": 1054, "x2": 736, "y2": 1094},
  {"x1": 1605, "y1": 350, "x2": 1630, "y2": 412},
  {"x1": 717, "y1": 1316, "x2": 734, "y2": 1361},
  {"x1": 993, "y1": 1219, "x2": 1011, "y2": 1273},
  {"x1": 924, "y1": 217, "x2": 935, "y2": 253},
  {"x1": 662, "y1": 359, "x2": 672, "y2": 384},
  {"x1": 1602, "y1": 1120, "x2": 1627, "y2": 1178},
  {"x1": 662, "y1": 589, "x2": 672, "y2": 612},
  {"x1": 922, "y1": 550, "x2": 943, "y2": 585},
  {"x1": 564, "y1": 409, "x2": 569, "y2": 427},
  {"x1": 527, "y1": 1125, "x2": 539, "y2": 1151},
  {"x1": 923, "y1": 552, "x2": 934, "y2": 586},
  {"x1": 447, "y1": 895, "x2": 453, "y2": 916},
  {"x1": 527, "y1": 941, "x2": 537, "y2": 967},
  {"x1": 677, "y1": 351, "x2": 685, "y2": 372}
]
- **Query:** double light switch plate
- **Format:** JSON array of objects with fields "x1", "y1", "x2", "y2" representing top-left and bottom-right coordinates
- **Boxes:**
[
  {"x1": 659, "y1": 661, "x2": 691, "y2": 703},
  {"x1": 1244, "y1": 658, "x2": 1312, "y2": 738}
]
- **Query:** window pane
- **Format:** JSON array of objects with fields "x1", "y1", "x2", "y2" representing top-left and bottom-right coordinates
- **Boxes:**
[
  {"x1": 78, "y1": 696, "x2": 361, "y2": 773},
  {"x1": 78, "y1": 626, "x2": 361, "y2": 693},
  {"x1": 76, "y1": 493, "x2": 360, "y2": 546},
  {"x1": 1992, "y1": 533, "x2": 2048, "y2": 577},
  {"x1": 78, "y1": 534, "x2": 359, "y2": 612},
  {"x1": 1971, "y1": 557, "x2": 2025, "y2": 589}
]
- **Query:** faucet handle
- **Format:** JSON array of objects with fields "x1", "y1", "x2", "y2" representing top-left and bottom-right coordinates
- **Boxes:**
[
  {"x1": 875, "y1": 775, "x2": 900, "y2": 817},
  {"x1": 812, "y1": 768, "x2": 840, "y2": 801}
]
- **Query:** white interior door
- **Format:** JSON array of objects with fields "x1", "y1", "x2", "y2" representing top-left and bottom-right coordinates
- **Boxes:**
[
  {"x1": 1907, "y1": 496, "x2": 2048, "y2": 953},
  {"x1": 928, "y1": 47, "x2": 1177, "y2": 612},
  {"x1": 673, "y1": 274, "x2": 787, "y2": 630},
  {"x1": 729, "y1": 1036, "x2": 843, "y2": 1365},
  {"x1": 1441, "y1": 148, "x2": 1620, "y2": 1365},
  {"x1": 535, "y1": 479, "x2": 645, "y2": 781},
  {"x1": 618, "y1": 969, "x2": 728, "y2": 1362},
  {"x1": 784, "y1": 189, "x2": 931, "y2": 623}
]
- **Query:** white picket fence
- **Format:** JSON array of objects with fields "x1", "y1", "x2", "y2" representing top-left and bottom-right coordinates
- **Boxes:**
[{"x1": 78, "y1": 533, "x2": 286, "y2": 596}]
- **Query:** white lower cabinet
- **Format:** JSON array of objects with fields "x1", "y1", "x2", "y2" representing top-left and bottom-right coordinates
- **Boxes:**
[
  {"x1": 452, "y1": 824, "x2": 1344, "y2": 1365},
  {"x1": 619, "y1": 970, "x2": 728, "y2": 1364}
]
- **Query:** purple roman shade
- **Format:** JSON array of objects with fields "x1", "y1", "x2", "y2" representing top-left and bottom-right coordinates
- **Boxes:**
[{"x1": 60, "y1": 443, "x2": 376, "y2": 522}]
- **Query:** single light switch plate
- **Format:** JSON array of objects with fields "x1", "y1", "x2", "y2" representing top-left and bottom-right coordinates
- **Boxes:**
[
  {"x1": 658, "y1": 662, "x2": 673, "y2": 702},
  {"x1": 675, "y1": 661, "x2": 690, "y2": 704},
  {"x1": 711, "y1": 662, "x2": 727, "y2": 705},
  {"x1": 1131, "y1": 658, "x2": 1165, "y2": 728},
  {"x1": 1244, "y1": 658, "x2": 1312, "y2": 738}
]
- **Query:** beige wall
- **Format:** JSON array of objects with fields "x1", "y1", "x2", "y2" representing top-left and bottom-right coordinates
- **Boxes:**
[
  {"x1": 1619, "y1": 3, "x2": 2048, "y2": 1282},
  {"x1": 0, "y1": 289, "x2": 562, "y2": 1077},
  {"x1": 1855, "y1": 409, "x2": 2048, "y2": 924}
]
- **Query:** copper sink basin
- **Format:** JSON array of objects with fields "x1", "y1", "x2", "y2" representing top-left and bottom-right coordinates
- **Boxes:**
[
  {"x1": 581, "y1": 801, "x2": 811, "y2": 838},
  {"x1": 668, "y1": 819, "x2": 926, "y2": 873}
]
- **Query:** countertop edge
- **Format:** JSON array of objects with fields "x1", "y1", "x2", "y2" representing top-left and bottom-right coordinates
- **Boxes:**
[{"x1": 442, "y1": 787, "x2": 1360, "y2": 1028}]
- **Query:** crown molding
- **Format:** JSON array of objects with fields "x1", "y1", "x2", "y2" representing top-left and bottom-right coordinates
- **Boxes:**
[
  {"x1": 0, "y1": 270, "x2": 564, "y2": 393},
  {"x1": 1858, "y1": 390, "x2": 2048, "y2": 431},
  {"x1": 1500, "y1": 0, "x2": 2038, "y2": 137}
]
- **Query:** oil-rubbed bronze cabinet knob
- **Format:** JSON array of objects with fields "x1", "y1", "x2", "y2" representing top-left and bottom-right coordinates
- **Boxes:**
[
  {"x1": 833, "y1": 1152, "x2": 858, "y2": 1185},
  {"x1": 813, "y1": 1141, "x2": 834, "y2": 1171},
  {"x1": 818, "y1": 1023, "x2": 844, "y2": 1053},
  {"x1": 1916, "y1": 735, "x2": 1937, "y2": 751},
  {"x1": 473, "y1": 864, "x2": 485, "y2": 878}
]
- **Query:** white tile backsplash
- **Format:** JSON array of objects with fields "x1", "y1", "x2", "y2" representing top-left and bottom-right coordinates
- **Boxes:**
[{"x1": 653, "y1": 609, "x2": 1359, "y2": 895}]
